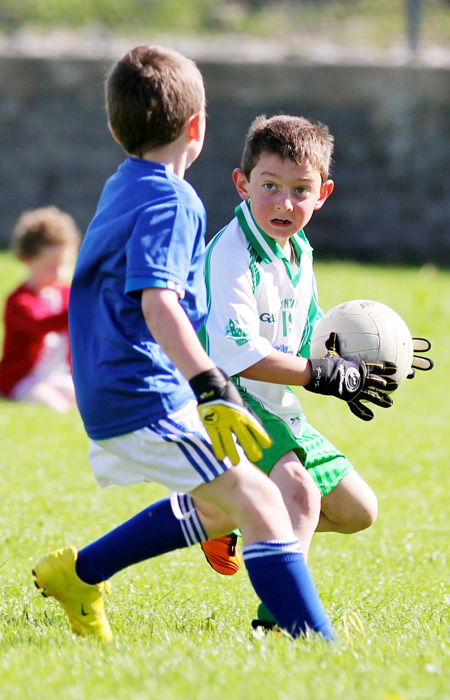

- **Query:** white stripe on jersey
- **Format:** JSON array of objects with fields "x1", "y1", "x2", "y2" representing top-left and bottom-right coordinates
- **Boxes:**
[{"x1": 239, "y1": 201, "x2": 277, "y2": 261}]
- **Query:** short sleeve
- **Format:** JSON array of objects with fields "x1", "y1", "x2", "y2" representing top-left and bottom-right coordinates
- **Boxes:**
[
  {"x1": 202, "y1": 237, "x2": 274, "y2": 376},
  {"x1": 125, "y1": 201, "x2": 205, "y2": 297}
]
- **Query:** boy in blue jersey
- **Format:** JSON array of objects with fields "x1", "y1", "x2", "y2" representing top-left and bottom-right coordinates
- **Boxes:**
[
  {"x1": 30, "y1": 45, "x2": 375, "y2": 643},
  {"x1": 200, "y1": 114, "x2": 433, "y2": 628}
]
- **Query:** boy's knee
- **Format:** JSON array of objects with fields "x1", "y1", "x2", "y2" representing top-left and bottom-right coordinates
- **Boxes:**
[
  {"x1": 340, "y1": 492, "x2": 378, "y2": 533},
  {"x1": 271, "y1": 457, "x2": 321, "y2": 521},
  {"x1": 237, "y1": 469, "x2": 298, "y2": 536},
  {"x1": 355, "y1": 494, "x2": 378, "y2": 530},
  {"x1": 197, "y1": 462, "x2": 290, "y2": 527},
  {"x1": 350, "y1": 483, "x2": 378, "y2": 531},
  {"x1": 240, "y1": 474, "x2": 287, "y2": 518},
  {"x1": 319, "y1": 477, "x2": 378, "y2": 534},
  {"x1": 289, "y1": 469, "x2": 321, "y2": 519}
]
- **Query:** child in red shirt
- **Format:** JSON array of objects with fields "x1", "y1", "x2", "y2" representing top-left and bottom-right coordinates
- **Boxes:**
[{"x1": 0, "y1": 206, "x2": 80, "y2": 412}]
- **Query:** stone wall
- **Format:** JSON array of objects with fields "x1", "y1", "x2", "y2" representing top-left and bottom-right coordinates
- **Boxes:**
[{"x1": 1, "y1": 56, "x2": 449, "y2": 264}]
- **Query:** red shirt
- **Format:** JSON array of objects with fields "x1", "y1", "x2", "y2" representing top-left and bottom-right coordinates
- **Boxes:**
[{"x1": 0, "y1": 282, "x2": 71, "y2": 397}]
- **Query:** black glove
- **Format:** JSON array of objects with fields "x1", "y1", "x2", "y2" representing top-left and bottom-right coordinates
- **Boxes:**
[
  {"x1": 407, "y1": 337, "x2": 434, "y2": 379},
  {"x1": 190, "y1": 367, "x2": 272, "y2": 465},
  {"x1": 305, "y1": 332, "x2": 398, "y2": 421}
]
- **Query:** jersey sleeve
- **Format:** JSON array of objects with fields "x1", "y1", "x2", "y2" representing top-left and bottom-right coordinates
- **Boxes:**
[
  {"x1": 201, "y1": 233, "x2": 274, "y2": 377},
  {"x1": 125, "y1": 201, "x2": 205, "y2": 299}
]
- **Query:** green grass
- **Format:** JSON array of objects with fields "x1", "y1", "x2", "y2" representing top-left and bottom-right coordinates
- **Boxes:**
[
  {"x1": 1, "y1": 0, "x2": 450, "y2": 48},
  {"x1": 0, "y1": 251, "x2": 449, "y2": 700}
]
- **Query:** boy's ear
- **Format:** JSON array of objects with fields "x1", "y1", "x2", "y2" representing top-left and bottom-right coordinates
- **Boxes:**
[
  {"x1": 187, "y1": 111, "x2": 205, "y2": 143},
  {"x1": 232, "y1": 168, "x2": 250, "y2": 199},
  {"x1": 314, "y1": 179, "x2": 334, "y2": 210},
  {"x1": 108, "y1": 122, "x2": 120, "y2": 144}
]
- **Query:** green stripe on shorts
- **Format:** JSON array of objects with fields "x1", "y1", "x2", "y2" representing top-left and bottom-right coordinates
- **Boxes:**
[{"x1": 240, "y1": 388, "x2": 353, "y2": 497}]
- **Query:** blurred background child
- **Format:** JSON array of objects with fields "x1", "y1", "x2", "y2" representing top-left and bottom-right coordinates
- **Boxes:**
[{"x1": 0, "y1": 206, "x2": 81, "y2": 412}]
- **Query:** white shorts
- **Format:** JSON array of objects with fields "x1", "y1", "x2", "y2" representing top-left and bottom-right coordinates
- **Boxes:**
[{"x1": 88, "y1": 399, "x2": 238, "y2": 493}]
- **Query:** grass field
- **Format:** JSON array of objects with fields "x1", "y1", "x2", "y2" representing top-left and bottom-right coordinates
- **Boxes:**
[
  {"x1": 0, "y1": 252, "x2": 449, "y2": 700},
  {"x1": 4, "y1": 0, "x2": 450, "y2": 48}
]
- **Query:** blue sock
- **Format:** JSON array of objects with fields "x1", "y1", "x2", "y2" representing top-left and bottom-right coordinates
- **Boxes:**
[
  {"x1": 243, "y1": 540, "x2": 335, "y2": 640},
  {"x1": 76, "y1": 497, "x2": 206, "y2": 584}
]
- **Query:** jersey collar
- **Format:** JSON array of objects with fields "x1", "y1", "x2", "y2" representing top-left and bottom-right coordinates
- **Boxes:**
[{"x1": 235, "y1": 200, "x2": 313, "y2": 281}]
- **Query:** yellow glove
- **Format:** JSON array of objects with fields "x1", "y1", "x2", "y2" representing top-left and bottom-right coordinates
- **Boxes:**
[{"x1": 190, "y1": 368, "x2": 272, "y2": 466}]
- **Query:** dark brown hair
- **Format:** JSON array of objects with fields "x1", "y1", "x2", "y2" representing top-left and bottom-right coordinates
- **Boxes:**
[
  {"x1": 106, "y1": 44, "x2": 205, "y2": 157},
  {"x1": 241, "y1": 114, "x2": 334, "y2": 182}
]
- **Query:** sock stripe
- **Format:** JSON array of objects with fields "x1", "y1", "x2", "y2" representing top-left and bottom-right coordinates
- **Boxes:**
[
  {"x1": 173, "y1": 493, "x2": 207, "y2": 546},
  {"x1": 243, "y1": 540, "x2": 303, "y2": 561}
]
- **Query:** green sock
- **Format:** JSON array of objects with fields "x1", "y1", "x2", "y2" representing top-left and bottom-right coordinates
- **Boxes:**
[{"x1": 257, "y1": 602, "x2": 276, "y2": 623}]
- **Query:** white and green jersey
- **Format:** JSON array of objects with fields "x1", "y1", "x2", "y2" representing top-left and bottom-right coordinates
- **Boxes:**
[{"x1": 201, "y1": 200, "x2": 323, "y2": 426}]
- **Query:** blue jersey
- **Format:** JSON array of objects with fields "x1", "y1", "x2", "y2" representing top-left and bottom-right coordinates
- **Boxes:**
[{"x1": 69, "y1": 157, "x2": 207, "y2": 440}]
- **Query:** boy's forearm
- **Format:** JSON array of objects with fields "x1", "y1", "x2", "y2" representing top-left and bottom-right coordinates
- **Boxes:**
[
  {"x1": 238, "y1": 351, "x2": 312, "y2": 387},
  {"x1": 141, "y1": 287, "x2": 215, "y2": 380}
]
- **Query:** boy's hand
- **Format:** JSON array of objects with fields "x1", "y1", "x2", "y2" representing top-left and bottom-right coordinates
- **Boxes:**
[
  {"x1": 305, "y1": 332, "x2": 398, "y2": 421},
  {"x1": 407, "y1": 337, "x2": 434, "y2": 378},
  {"x1": 190, "y1": 368, "x2": 273, "y2": 465}
]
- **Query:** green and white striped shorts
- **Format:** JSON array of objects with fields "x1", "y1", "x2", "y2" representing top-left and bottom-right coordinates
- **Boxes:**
[{"x1": 242, "y1": 392, "x2": 353, "y2": 497}]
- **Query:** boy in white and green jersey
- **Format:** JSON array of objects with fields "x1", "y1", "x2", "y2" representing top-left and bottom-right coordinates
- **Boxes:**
[
  {"x1": 202, "y1": 195, "x2": 354, "y2": 496},
  {"x1": 199, "y1": 114, "x2": 415, "y2": 628}
]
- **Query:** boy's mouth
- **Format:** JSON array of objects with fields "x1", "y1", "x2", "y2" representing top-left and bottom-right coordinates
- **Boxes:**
[{"x1": 271, "y1": 218, "x2": 292, "y2": 226}]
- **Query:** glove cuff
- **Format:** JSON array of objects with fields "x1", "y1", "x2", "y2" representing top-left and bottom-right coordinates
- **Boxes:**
[
  {"x1": 306, "y1": 358, "x2": 364, "y2": 399},
  {"x1": 305, "y1": 359, "x2": 329, "y2": 393},
  {"x1": 189, "y1": 367, "x2": 229, "y2": 403}
]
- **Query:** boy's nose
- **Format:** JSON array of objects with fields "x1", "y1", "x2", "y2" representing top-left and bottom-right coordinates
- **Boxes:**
[{"x1": 276, "y1": 197, "x2": 294, "y2": 212}]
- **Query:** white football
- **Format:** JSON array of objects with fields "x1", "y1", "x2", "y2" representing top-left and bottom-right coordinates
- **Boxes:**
[{"x1": 310, "y1": 299, "x2": 414, "y2": 386}]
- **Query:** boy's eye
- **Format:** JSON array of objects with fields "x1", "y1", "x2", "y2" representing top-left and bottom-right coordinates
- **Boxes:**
[
  {"x1": 263, "y1": 182, "x2": 277, "y2": 191},
  {"x1": 294, "y1": 186, "x2": 308, "y2": 195}
]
